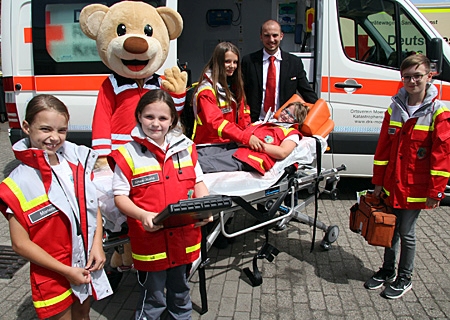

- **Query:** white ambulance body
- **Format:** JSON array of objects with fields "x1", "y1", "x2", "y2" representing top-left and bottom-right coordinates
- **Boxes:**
[{"x1": 2, "y1": 0, "x2": 449, "y2": 178}]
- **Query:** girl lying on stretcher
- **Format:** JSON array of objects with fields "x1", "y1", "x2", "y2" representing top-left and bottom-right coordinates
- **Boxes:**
[{"x1": 198, "y1": 101, "x2": 309, "y2": 174}]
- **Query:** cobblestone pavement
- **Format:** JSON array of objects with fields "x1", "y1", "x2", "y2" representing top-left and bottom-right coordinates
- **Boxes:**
[{"x1": 0, "y1": 121, "x2": 449, "y2": 319}]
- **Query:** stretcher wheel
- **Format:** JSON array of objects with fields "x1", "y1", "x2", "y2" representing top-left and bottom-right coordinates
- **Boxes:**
[
  {"x1": 330, "y1": 188, "x2": 339, "y2": 200},
  {"x1": 320, "y1": 225, "x2": 339, "y2": 250}
]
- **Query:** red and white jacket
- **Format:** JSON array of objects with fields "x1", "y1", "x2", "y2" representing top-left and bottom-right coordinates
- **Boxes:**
[
  {"x1": 109, "y1": 126, "x2": 202, "y2": 272},
  {"x1": 233, "y1": 123, "x2": 301, "y2": 174},
  {"x1": 92, "y1": 73, "x2": 186, "y2": 156},
  {"x1": 193, "y1": 72, "x2": 252, "y2": 145},
  {"x1": 372, "y1": 84, "x2": 450, "y2": 209},
  {"x1": 0, "y1": 140, "x2": 112, "y2": 319}
]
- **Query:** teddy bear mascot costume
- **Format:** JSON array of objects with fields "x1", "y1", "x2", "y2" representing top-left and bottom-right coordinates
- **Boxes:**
[{"x1": 79, "y1": 1, "x2": 187, "y2": 282}]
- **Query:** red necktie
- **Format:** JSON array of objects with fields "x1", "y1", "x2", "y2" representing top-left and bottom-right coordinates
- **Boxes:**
[{"x1": 263, "y1": 56, "x2": 276, "y2": 113}]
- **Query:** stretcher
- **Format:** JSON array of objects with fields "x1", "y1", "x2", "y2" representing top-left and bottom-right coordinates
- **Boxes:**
[{"x1": 186, "y1": 134, "x2": 345, "y2": 313}]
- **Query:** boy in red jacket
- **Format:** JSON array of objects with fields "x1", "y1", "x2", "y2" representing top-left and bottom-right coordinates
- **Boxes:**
[{"x1": 365, "y1": 54, "x2": 450, "y2": 299}]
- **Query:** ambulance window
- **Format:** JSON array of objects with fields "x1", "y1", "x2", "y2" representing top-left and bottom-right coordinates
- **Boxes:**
[
  {"x1": 398, "y1": 8, "x2": 427, "y2": 56},
  {"x1": 32, "y1": 0, "x2": 167, "y2": 76},
  {"x1": 338, "y1": 0, "x2": 431, "y2": 69},
  {"x1": 45, "y1": 3, "x2": 99, "y2": 63},
  {"x1": 339, "y1": 0, "x2": 396, "y2": 67}
]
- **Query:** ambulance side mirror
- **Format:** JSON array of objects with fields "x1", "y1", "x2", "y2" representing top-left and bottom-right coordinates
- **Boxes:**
[{"x1": 428, "y1": 38, "x2": 443, "y2": 76}]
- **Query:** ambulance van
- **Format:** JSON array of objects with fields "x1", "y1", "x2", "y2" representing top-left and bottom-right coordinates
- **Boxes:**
[{"x1": 2, "y1": 0, "x2": 449, "y2": 178}]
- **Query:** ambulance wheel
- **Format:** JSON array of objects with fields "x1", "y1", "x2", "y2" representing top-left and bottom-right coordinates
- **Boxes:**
[{"x1": 330, "y1": 188, "x2": 339, "y2": 200}]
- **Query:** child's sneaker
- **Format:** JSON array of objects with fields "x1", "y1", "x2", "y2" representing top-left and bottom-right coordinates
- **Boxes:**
[
  {"x1": 364, "y1": 268, "x2": 396, "y2": 290},
  {"x1": 382, "y1": 275, "x2": 412, "y2": 299}
]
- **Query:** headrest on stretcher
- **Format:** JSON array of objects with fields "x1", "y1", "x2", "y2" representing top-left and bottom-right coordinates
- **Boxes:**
[{"x1": 273, "y1": 95, "x2": 334, "y2": 137}]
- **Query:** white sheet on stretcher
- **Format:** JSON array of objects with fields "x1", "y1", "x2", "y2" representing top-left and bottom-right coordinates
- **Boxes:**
[{"x1": 203, "y1": 135, "x2": 327, "y2": 196}]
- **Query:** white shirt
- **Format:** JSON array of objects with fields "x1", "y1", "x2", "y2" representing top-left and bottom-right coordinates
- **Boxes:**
[{"x1": 260, "y1": 49, "x2": 282, "y2": 121}]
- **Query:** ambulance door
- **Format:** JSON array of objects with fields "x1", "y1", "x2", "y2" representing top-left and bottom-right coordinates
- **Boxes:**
[
  {"x1": 324, "y1": 0, "x2": 432, "y2": 177},
  {"x1": 1, "y1": 0, "x2": 34, "y2": 134}
]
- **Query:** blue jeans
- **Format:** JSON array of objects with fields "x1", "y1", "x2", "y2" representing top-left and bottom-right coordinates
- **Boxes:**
[{"x1": 382, "y1": 208, "x2": 420, "y2": 277}]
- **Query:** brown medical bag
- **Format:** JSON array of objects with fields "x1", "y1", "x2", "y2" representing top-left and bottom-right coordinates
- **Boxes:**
[{"x1": 349, "y1": 192, "x2": 396, "y2": 247}]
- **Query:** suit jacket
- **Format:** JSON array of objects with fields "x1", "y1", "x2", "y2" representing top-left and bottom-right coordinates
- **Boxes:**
[{"x1": 242, "y1": 49, "x2": 318, "y2": 122}]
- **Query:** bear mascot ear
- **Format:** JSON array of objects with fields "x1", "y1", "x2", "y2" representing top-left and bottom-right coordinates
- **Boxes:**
[
  {"x1": 157, "y1": 7, "x2": 183, "y2": 40},
  {"x1": 79, "y1": 4, "x2": 110, "y2": 40}
]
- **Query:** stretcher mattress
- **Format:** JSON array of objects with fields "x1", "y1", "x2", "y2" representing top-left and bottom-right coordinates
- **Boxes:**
[{"x1": 203, "y1": 136, "x2": 327, "y2": 196}]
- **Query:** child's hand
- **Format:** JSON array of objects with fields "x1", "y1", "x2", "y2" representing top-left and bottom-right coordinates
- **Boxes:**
[
  {"x1": 426, "y1": 197, "x2": 440, "y2": 209},
  {"x1": 249, "y1": 135, "x2": 264, "y2": 152},
  {"x1": 85, "y1": 242, "x2": 106, "y2": 272},
  {"x1": 195, "y1": 215, "x2": 214, "y2": 227},
  {"x1": 141, "y1": 212, "x2": 164, "y2": 232},
  {"x1": 65, "y1": 266, "x2": 91, "y2": 286}
]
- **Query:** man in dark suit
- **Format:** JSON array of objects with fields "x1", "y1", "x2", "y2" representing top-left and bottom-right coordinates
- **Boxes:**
[{"x1": 242, "y1": 20, "x2": 318, "y2": 122}]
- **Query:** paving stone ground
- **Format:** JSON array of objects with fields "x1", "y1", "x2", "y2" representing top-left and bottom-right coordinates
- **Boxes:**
[{"x1": 0, "y1": 122, "x2": 449, "y2": 319}]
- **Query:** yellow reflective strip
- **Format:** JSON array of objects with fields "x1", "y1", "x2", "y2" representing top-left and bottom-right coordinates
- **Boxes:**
[
  {"x1": 430, "y1": 170, "x2": 450, "y2": 178},
  {"x1": 278, "y1": 126, "x2": 295, "y2": 136},
  {"x1": 432, "y1": 106, "x2": 450, "y2": 131},
  {"x1": 373, "y1": 160, "x2": 389, "y2": 166},
  {"x1": 419, "y1": 8, "x2": 450, "y2": 14},
  {"x1": 413, "y1": 124, "x2": 431, "y2": 131},
  {"x1": 387, "y1": 107, "x2": 392, "y2": 115},
  {"x1": 218, "y1": 120, "x2": 229, "y2": 138},
  {"x1": 3, "y1": 177, "x2": 48, "y2": 212},
  {"x1": 389, "y1": 121, "x2": 402, "y2": 128},
  {"x1": 33, "y1": 288, "x2": 73, "y2": 308},
  {"x1": 383, "y1": 188, "x2": 390, "y2": 196},
  {"x1": 244, "y1": 109, "x2": 250, "y2": 114},
  {"x1": 197, "y1": 86, "x2": 216, "y2": 97},
  {"x1": 218, "y1": 101, "x2": 228, "y2": 107},
  {"x1": 118, "y1": 145, "x2": 161, "y2": 175},
  {"x1": 132, "y1": 252, "x2": 167, "y2": 261},
  {"x1": 407, "y1": 197, "x2": 426, "y2": 203},
  {"x1": 187, "y1": 145, "x2": 193, "y2": 155},
  {"x1": 118, "y1": 146, "x2": 135, "y2": 172},
  {"x1": 248, "y1": 155, "x2": 265, "y2": 171},
  {"x1": 186, "y1": 242, "x2": 201, "y2": 254},
  {"x1": 173, "y1": 159, "x2": 194, "y2": 169},
  {"x1": 195, "y1": 115, "x2": 203, "y2": 126},
  {"x1": 192, "y1": 119, "x2": 198, "y2": 140},
  {"x1": 134, "y1": 165, "x2": 161, "y2": 175}
]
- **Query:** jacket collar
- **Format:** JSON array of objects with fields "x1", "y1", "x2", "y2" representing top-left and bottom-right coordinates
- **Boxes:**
[
  {"x1": 392, "y1": 83, "x2": 438, "y2": 118},
  {"x1": 130, "y1": 125, "x2": 193, "y2": 159},
  {"x1": 202, "y1": 71, "x2": 235, "y2": 103},
  {"x1": 13, "y1": 138, "x2": 54, "y2": 170},
  {"x1": 12, "y1": 138, "x2": 56, "y2": 191}
]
